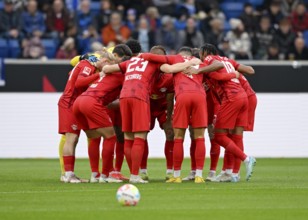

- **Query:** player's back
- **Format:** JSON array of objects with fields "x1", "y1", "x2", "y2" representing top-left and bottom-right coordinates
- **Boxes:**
[
  {"x1": 82, "y1": 72, "x2": 124, "y2": 106},
  {"x1": 168, "y1": 55, "x2": 205, "y2": 97},
  {"x1": 59, "y1": 60, "x2": 96, "y2": 108},
  {"x1": 119, "y1": 57, "x2": 160, "y2": 102},
  {"x1": 238, "y1": 74, "x2": 255, "y2": 97},
  {"x1": 151, "y1": 73, "x2": 174, "y2": 100}
]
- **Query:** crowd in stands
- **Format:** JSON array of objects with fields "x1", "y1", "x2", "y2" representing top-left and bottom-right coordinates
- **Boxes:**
[{"x1": 1, "y1": 0, "x2": 308, "y2": 60}]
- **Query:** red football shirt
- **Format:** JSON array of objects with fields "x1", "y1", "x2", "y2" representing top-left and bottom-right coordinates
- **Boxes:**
[
  {"x1": 150, "y1": 73, "x2": 174, "y2": 100},
  {"x1": 166, "y1": 55, "x2": 205, "y2": 97},
  {"x1": 238, "y1": 74, "x2": 256, "y2": 97},
  {"x1": 81, "y1": 72, "x2": 124, "y2": 106},
  {"x1": 58, "y1": 60, "x2": 97, "y2": 108},
  {"x1": 203, "y1": 55, "x2": 246, "y2": 100},
  {"x1": 118, "y1": 57, "x2": 161, "y2": 103}
]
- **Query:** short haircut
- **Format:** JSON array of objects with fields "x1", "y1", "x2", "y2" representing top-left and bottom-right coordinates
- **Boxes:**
[
  {"x1": 200, "y1": 43, "x2": 218, "y2": 55},
  {"x1": 178, "y1": 46, "x2": 193, "y2": 56},
  {"x1": 125, "y1": 39, "x2": 142, "y2": 55},
  {"x1": 150, "y1": 45, "x2": 167, "y2": 55},
  {"x1": 113, "y1": 44, "x2": 133, "y2": 58}
]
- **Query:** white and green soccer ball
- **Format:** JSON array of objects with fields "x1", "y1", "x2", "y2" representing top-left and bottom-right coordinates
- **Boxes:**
[{"x1": 116, "y1": 184, "x2": 140, "y2": 206}]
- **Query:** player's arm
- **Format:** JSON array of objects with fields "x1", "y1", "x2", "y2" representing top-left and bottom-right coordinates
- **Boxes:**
[
  {"x1": 160, "y1": 58, "x2": 201, "y2": 73},
  {"x1": 184, "y1": 60, "x2": 224, "y2": 75},
  {"x1": 102, "y1": 64, "x2": 121, "y2": 74},
  {"x1": 236, "y1": 64, "x2": 255, "y2": 75},
  {"x1": 75, "y1": 73, "x2": 101, "y2": 88},
  {"x1": 166, "y1": 93, "x2": 174, "y2": 122},
  {"x1": 139, "y1": 53, "x2": 170, "y2": 63},
  {"x1": 207, "y1": 71, "x2": 240, "y2": 81}
]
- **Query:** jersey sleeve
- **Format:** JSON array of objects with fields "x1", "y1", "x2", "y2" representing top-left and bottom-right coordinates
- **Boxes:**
[
  {"x1": 118, "y1": 60, "x2": 129, "y2": 74},
  {"x1": 203, "y1": 55, "x2": 215, "y2": 65},
  {"x1": 75, "y1": 73, "x2": 100, "y2": 89},
  {"x1": 207, "y1": 71, "x2": 237, "y2": 81},
  {"x1": 229, "y1": 58, "x2": 240, "y2": 69}
]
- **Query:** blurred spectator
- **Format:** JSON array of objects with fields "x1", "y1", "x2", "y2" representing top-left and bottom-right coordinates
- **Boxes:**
[
  {"x1": 145, "y1": 6, "x2": 161, "y2": 31},
  {"x1": 0, "y1": 0, "x2": 22, "y2": 39},
  {"x1": 38, "y1": 0, "x2": 53, "y2": 14},
  {"x1": 252, "y1": 16, "x2": 275, "y2": 59},
  {"x1": 176, "y1": 17, "x2": 204, "y2": 49},
  {"x1": 126, "y1": 8, "x2": 138, "y2": 32},
  {"x1": 132, "y1": 17, "x2": 156, "y2": 52},
  {"x1": 226, "y1": 18, "x2": 252, "y2": 60},
  {"x1": 90, "y1": 41, "x2": 104, "y2": 52},
  {"x1": 21, "y1": 0, "x2": 46, "y2": 38},
  {"x1": 195, "y1": 0, "x2": 220, "y2": 14},
  {"x1": 199, "y1": 7, "x2": 226, "y2": 34},
  {"x1": 152, "y1": 0, "x2": 179, "y2": 16},
  {"x1": 239, "y1": 3, "x2": 259, "y2": 34},
  {"x1": 265, "y1": 0, "x2": 285, "y2": 29},
  {"x1": 155, "y1": 15, "x2": 179, "y2": 54},
  {"x1": 287, "y1": 37, "x2": 308, "y2": 60},
  {"x1": 280, "y1": 0, "x2": 300, "y2": 16},
  {"x1": 203, "y1": 18, "x2": 224, "y2": 48},
  {"x1": 274, "y1": 18, "x2": 297, "y2": 57},
  {"x1": 290, "y1": 3, "x2": 308, "y2": 33},
  {"x1": 180, "y1": 0, "x2": 197, "y2": 16},
  {"x1": 95, "y1": 0, "x2": 113, "y2": 33},
  {"x1": 174, "y1": 13, "x2": 188, "y2": 31},
  {"x1": 76, "y1": 0, "x2": 97, "y2": 39},
  {"x1": 265, "y1": 42, "x2": 281, "y2": 60},
  {"x1": 218, "y1": 38, "x2": 232, "y2": 57},
  {"x1": 46, "y1": 0, "x2": 71, "y2": 39},
  {"x1": 55, "y1": 37, "x2": 78, "y2": 59},
  {"x1": 22, "y1": 36, "x2": 45, "y2": 59},
  {"x1": 101, "y1": 11, "x2": 131, "y2": 46}
]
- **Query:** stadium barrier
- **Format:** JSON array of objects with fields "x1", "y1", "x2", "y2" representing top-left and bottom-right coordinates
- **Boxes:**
[{"x1": 0, "y1": 60, "x2": 307, "y2": 158}]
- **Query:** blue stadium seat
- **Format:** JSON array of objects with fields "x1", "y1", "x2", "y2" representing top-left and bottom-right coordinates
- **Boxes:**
[
  {"x1": 41, "y1": 39, "x2": 57, "y2": 58},
  {"x1": 0, "y1": 38, "x2": 9, "y2": 58},
  {"x1": 248, "y1": 0, "x2": 264, "y2": 6},
  {"x1": 303, "y1": 31, "x2": 308, "y2": 47},
  {"x1": 0, "y1": 1, "x2": 3, "y2": 10},
  {"x1": 8, "y1": 39, "x2": 21, "y2": 58},
  {"x1": 220, "y1": 2, "x2": 244, "y2": 20},
  {"x1": 90, "y1": 1, "x2": 100, "y2": 15}
]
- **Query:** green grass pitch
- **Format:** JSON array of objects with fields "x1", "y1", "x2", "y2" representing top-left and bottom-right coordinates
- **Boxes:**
[{"x1": 0, "y1": 158, "x2": 308, "y2": 220}]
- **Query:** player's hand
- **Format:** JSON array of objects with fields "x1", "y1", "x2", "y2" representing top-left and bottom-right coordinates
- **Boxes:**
[
  {"x1": 234, "y1": 71, "x2": 240, "y2": 79},
  {"x1": 183, "y1": 66, "x2": 199, "y2": 75},
  {"x1": 189, "y1": 58, "x2": 202, "y2": 66},
  {"x1": 99, "y1": 71, "x2": 106, "y2": 77}
]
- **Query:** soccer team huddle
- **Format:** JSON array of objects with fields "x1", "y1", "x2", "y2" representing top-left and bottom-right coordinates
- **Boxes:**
[{"x1": 58, "y1": 39, "x2": 257, "y2": 184}]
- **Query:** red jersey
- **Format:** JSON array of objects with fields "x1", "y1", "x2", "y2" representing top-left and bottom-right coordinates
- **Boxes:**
[
  {"x1": 203, "y1": 55, "x2": 246, "y2": 101},
  {"x1": 118, "y1": 57, "x2": 160, "y2": 103},
  {"x1": 167, "y1": 55, "x2": 205, "y2": 98},
  {"x1": 238, "y1": 74, "x2": 256, "y2": 97},
  {"x1": 81, "y1": 72, "x2": 124, "y2": 106},
  {"x1": 150, "y1": 73, "x2": 174, "y2": 100},
  {"x1": 58, "y1": 60, "x2": 97, "y2": 108}
]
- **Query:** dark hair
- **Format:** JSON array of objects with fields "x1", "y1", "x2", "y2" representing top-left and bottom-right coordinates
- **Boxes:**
[
  {"x1": 200, "y1": 43, "x2": 218, "y2": 56},
  {"x1": 113, "y1": 44, "x2": 133, "y2": 58},
  {"x1": 150, "y1": 45, "x2": 167, "y2": 55},
  {"x1": 192, "y1": 48, "x2": 200, "y2": 58},
  {"x1": 178, "y1": 46, "x2": 193, "y2": 56},
  {"x1": 125, "y1": 39, "x2": 142, "y2": 55}
]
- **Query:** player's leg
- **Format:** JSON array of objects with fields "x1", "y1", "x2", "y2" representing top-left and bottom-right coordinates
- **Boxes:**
[
  {"x1": 58, "y1": 135, "x2": 66, "y2": 181},
  {"x1": 163, "y1": 119, "x2": 174, "y2": 180},
  {"x1": 87, "y1": 137, "x2": 101, "y2": 183},
  {"x1": 182, "y1": 127, "x2": 196, "y2": 181},
  {"x1": 192, "y1": 127, "x2": 206, "y2": 183},
  {"x1": 140, "y1": 138, "x2": 149, "y2": 180},
  {"x1": 229, "y1": 126, "x2": 244, "y2": 182}
]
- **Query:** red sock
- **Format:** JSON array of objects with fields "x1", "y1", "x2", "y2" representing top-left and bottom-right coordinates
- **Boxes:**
[
  {"x1": 115, "y1": 141, "x2": 124, "y2": 172},
  {"x1": 173, "y1": 139, "x2": 184, "y2": 171},
  {"x1": 101, "y1": 136, "x2": 116, "y2": 176},
  {"x1": 63, "y1": 155, "x2": 75, "y2": 172},
  {"x1": 124, "y1": 139, "x2": 134, "y2": 173},
  {"x1": 210, "y1": 139, "x2": 220, "y2": 171},
  {"x1": 131, "y1": 138, "x2": 145, "y2": 175},
  {"x1": 88, "y1": 138, "x2": 101, "y2": 173},
  {"x1": 222, "y1": 150, "x2": 234, "y2": 170},
  {"x1": 190, "y1": 139, "x2": 196, "y2": 170},
  {"x1": 195, "y1": 138, "x2": 206, "y2": 170},
  {"x1": 214, "y1": 133, "x2": 247, "y2": 161},
  {"x1": 230, "y1": 134, "x2": 244, "y2": 173},
  {"x1": 164, "y1": 140, "x2": 174, "y2": 169},
  {"x1": 140, "y1": 139, "x2": 149, "y2": 169}
]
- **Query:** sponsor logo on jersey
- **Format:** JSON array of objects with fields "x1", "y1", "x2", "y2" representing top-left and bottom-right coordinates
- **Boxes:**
[
  {"x1": 159, "y1": 87, "x2": 167, "y2": 93},
  {"x1": 82, "y1": 66, "x2": 92, "y2": 75},
  {"x1": 125, "y1": 74, "x2": 142, "y2": 81},
  {"x1": 71, "y1": 124, "x2": 78, "y2": 130}
]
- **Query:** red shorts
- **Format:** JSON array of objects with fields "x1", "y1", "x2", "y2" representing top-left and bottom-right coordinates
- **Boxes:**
[
  {"x1": 120, "y1": 98, "x2": 150, "y2": 132},
  {"x1": 215, "y1": 97, "x2": 248, "y2": 129},
  {"x1": 73, "y1": 96, "x2": 113, "y2": 130},
  {"x1": 107, "y1": 108, "x2": 122, "y2": 127},
  {"x1": 58, "y1": 105, "x2": 81, "y2": 135},
  {"x1": 173, "y1": 93, "x2": 207, "y2": 129},
  {"x1": 150, "y1": 99, "x2": 167, "y2": 130},
  {"x1": 245, "y1": 94, "x2": 257, "y2": 131}
]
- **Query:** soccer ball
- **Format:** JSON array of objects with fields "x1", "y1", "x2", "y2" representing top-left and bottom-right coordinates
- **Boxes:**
[{"x1": 116, "y1": 184, "x2": 140, "y2": 206}]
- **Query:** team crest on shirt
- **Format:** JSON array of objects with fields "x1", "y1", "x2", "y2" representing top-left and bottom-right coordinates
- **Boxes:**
[
  {"x1": 71, "y1": 124, "x2": 78, "y2": 130},
  {"x1": 160, "y1": 87, "x2": 167, "y2": 93},
  {"x1": 82, "y1": 66, "x2": 92, "y2": 75}
]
